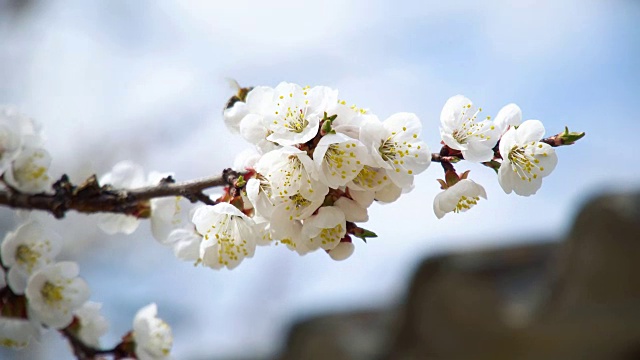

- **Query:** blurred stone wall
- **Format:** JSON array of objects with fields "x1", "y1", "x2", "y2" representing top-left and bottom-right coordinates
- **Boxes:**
[{"x1": 277, "y1": 191, "x2": 640, "y2": 360}]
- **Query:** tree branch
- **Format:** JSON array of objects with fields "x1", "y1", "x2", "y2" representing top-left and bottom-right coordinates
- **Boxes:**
[{"x1": 0, "y1": 168, "x2": 244, "y2": 219}]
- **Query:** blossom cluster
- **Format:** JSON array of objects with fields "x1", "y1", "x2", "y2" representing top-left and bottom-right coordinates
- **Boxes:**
[
  {"x1": 95, "y1": 83, "x2": 563, "y2": 272},
  {"x1": 0, "y1": 111, "x2": 173, "y2": 358},
  {"x1": 0, "y1": 219, "x2": 97, "y2": 347},
  {"x1": 99, "y1": 82, "x2": 433, "y2": 269},
  {"x1": 0, "y1": 219, "x2": 173, "y2": 358},
  {"x1": 434, "y1": 95, "x2": 558, "y2": 217},
  {"x1": 216, "y1": 82, "x2": 433, "y2": 267}
]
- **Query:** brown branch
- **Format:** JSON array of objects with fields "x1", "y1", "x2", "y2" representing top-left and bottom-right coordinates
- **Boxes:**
[
  {"x1": 0, "y1": 168, "x2": 244, "y2": 219},
  {"x1": 60, "y1": 326, "x2": 114, "y2": 360}
]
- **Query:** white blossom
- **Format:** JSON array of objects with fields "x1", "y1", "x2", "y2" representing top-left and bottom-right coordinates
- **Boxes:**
[
  {"x1": 231, "y1": 86, "x2": 279, "y2": 153},
  {"x1": 74, "y1": 302, "x2": 109, "y2": 347},
  {"x1": 97, "y1": 161, "x2": 146, "y2": 234},
  {"x1": 25, "y1": 261, "x2": 90, "y2": 329},
  {"x1": 440, "y1": 95, "x2": 500, "y2": 162},
  {"x1": 192, "y1": 203, "x2": 258, "y2": 270},
  {"x1": 0, "y1": 317, "x2": 40, "y2": 349},
  {"x1": 265, "y1": 83, "x2": 337, "y2": 146},
  {"x1": 3, "y1": 147, "x2": 52, "y2": 194},
  {"x1": 147, "y1": 171, "x2": 208, "y2": 262},
  {"x1": 133, "y1": 303, "x2": 173, "y2": 360},
  {"x1": 498, "y1": 120, "x2": 558, "y2": 196},
  {"x1": 433, "y1": 179, "x2": 487, "y2": 218},
  {"x1": 271, "y1": 183, "x2": 327, "y2": 224},
  {"x1": 150, "y1": 196, "x2": 192, "y2": 243},
  {"x1": 246, "y1": 176, "x2": 276, "y2": 222},
  {"x1": 361, "y1": 112, "x2": 431, "y2": 188},
  {"x1": 0, "y1": 107, "x2": 41, "y2": 175},
  {"x1": 302, "y1": 206, "x2": 346, "y2": 251},
  {"x1": 1, "y1": 221, "x2": 61, "y2": 294},
  {"x1": 313, "y1": 133, "x2": 370, "y2": 188},
  {"x1": 256, "y1": 146, "x2": 325, "y2": 200}
]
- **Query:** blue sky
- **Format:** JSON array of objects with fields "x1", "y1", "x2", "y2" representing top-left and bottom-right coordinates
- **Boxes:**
[{"x1": 1, "y1": 0, "x2": 639, "y2": 358}]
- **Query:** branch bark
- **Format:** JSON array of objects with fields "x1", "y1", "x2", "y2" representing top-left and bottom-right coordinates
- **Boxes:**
[{"x1": 0, "y1": 168, "x2": 243, "y2": 219}]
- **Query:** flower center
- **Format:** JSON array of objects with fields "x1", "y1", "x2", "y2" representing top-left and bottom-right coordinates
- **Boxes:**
[
  {"x1": 353, "y1": 166, "x2": 388, "y2": 190},
  {"x1": 325, "y1": 145, "x2": 346, "y2": 172},
  {"x1": 16, "y1": 244, "x2": 40, "y2": 272},
  {"x1": 453, "y1": 104, "x2": 494, "y2": 144},
  {"x1": 14, "y1": 151, "x2": 49, "y2": 183},
  {"x1": 507, "y1": 143, "x2": 545, "y2": 182},
  {"x1": 290, "y1": 193, "x2": 311, "y2": 209},
  {"x1": 41, "y1": 281, "x2": 65, "y2": 306},
  {"x1": 454, "y1": 195, "x2": 480, "y2": 213},
  {"x1": 282, "y1": 107, "x2": 308, "y2": 133},
  {"x1": 317, "y1": 223, "x2": 344, "y2": 247},
  {"x1": 379, "y1": 138, "x2": 397, "y2": 161}
]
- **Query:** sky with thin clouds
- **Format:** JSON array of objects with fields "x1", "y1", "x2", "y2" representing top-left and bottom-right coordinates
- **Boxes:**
[{"x1": 1, "y1": 0, "x2": 639, "y2": 358}]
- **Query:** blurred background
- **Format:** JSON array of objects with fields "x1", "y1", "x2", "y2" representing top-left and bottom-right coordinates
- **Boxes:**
[{"x1": 0, "y1": 0, "x2": 639, "y2": 359}]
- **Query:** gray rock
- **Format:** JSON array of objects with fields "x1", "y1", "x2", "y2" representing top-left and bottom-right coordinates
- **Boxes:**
[{"x1": 278, "y1": 191, "x2": 640, "y2": 360}]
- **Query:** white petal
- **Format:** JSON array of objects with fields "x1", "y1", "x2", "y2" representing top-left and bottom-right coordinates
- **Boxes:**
[
  {"x1": 440, "y1": 95, "x2": 472, "y2": 128},
  {"x1": 375, "y1": 182, "x2": 403, "y2": 203},
  {"x1": 532, "y1": 144, "x2": 558, "y2": 177},
  {"x1": 99, "y1": 160, "x2": 146, "y2": 188},
  {"x1": 494, "y1": 103, "x2": 522, "y2": 133},
  {"x1": 233, "y1": 148, "x2": 261, "y2": 171},
  {"x1": 462, "y1": 141, "x2": 494, "y2": 163},
  {"x1": 386, "y1": 167, "x2": 414, "y2": 189},
  {"x1": 97, "y1": 214, "x2": 140, "y2": 235},
  {"x1": 499, "y1": 126, "x2": 518, "y2": 159},
  {"x1": 513, "y1": 175, "x2": 544, "y2": 196},
  {"x1": 239, "y1": 113, "x2": 269, "y2": 145},
  {"x1": 383, "y1": 112, "x2": 422, "y2": 137},
  {"x1": 7, "y1": 266, "x2": 28, "y2": 294},
  {"x1": 245, "y1": 86, "x2": 275, "y2": 114},
  {"x1": 516, "y1": 120, "x2": 545, "y2": 144},
  {"x1": 334, "y1": 197, "x2": 368, "y2": 222},
  {"x1": 223, "y1": 101, "x2": 248, "y2": 134},
  {"x1": 328, "y1": 242, "x2": 354, "y2": 261},
  {"x1": 498, "y1": 160, "x2": 515, "y2": 194},
  {"x1": 166, "y1": 229, "x2": 201, "y2": 261},
  {"x1": 348, "y1": 189, "x2": 375, "y2": 208}
]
